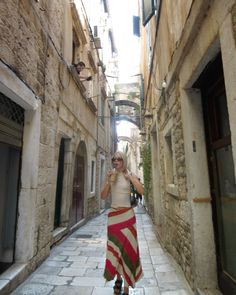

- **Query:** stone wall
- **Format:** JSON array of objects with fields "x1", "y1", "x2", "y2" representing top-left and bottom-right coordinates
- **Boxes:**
[
  {"x1": 0, "y1": 0, "x2": 65, "y2": 257},
  {"x1": 156, "y1": 80, "x2": 193, "y2": 285},
  {"x1": 142, "y1": 0, "x2": 236, "y2": 292}
]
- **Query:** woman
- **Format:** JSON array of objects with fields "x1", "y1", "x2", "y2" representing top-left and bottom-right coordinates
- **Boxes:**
[
  {"x1": 74, "y1": 61, "x2": 92, "y2": 81},
  {"x1": 101, "y1": 151, "x2": 144, "y2": 295}
]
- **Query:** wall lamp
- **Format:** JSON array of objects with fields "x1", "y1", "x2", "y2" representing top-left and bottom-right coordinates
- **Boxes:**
[
  {"x1": 162, "y1": 80, "x2": 167, "y2": 89},
  {"x1": 154, "y1": 79, "x2": 167, "y2": 91}
]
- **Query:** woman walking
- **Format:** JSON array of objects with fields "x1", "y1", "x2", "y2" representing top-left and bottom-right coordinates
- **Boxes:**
[{"x1": 101, "y1": 151, "x2": 144, "y2": 295}]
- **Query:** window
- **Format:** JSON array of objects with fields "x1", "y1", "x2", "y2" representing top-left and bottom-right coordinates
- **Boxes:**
[
  {"x1": 164, "y1": 127, "x2": 178, "y2": 196},
  {"x1": 72, "y1": 29, "x2": 80, "y2": 64},
  {"x1": 146, "y1": 23, "x2": 152, "y2": 69},
  {"x1": 110, "y1": 110, "x2": 114, "y2": 131},
  {"x1": 142, "y1": 0, "x2": 162, "y2": 26},
  {"x1": 165, "y1": 131, "x2": 174, "y2": 184},
  {"x1": 142, "y1": 0, "x2": 155, "y2": 26},
  {"x1": 90, "y1": 160, "x2": 96, "y2": 193},
  {"x1": 100, "y1": 96, "x2": 105, "y2": 126}
]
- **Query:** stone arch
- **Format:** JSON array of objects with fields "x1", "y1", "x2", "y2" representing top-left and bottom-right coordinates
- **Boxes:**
[
  {"x1": 115, "y1": 100, "x2": 140, "y2": 110},
  {"x1": 117, "y1": 136, "x2": 132, "y2": 143},
  {"x1": 116, "y1": 115, "x2": 140, "y2": 128}
]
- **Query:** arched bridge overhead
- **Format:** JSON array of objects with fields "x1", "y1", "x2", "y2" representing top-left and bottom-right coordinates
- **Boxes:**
[
  {"x1": 116, "y1": 115, "x2": 140, "y2": 128},
  {"x1": 115, "y1": 100, "x2": 140, "y2": 128},
  {"x1": 117, "y1": 136, "x2": 132, "y2": 143},
  {"x1": 115, "y1": 100, "x2": 140, "y2": 110},
  {"x1": 114, "y1": 83, "x2": 142, "y2": 129}
]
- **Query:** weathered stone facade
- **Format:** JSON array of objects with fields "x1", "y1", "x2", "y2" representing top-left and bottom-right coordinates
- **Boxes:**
[
  {"x1": 141, "y1": 0, "x2": 236, "y2": 294},
  {"x1": 0, "y1": 0, "x2": 116, "y2": 293}
]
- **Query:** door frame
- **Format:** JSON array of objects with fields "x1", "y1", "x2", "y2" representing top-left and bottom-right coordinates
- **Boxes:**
[{"x1": 197, "y1": 53, "x2": 236, "y2": 294}]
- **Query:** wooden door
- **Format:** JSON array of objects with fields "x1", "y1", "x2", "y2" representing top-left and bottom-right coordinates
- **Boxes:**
[
  {"x1": 54, "y1": 139, "x2": 65, "y2": 228},
  {"x1": 71, "y1": 153, "x2": 84, "y2": 226}
]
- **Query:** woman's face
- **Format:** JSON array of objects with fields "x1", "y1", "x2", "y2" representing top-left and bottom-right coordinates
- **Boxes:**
[
  {"x1": 76, "y1": 64, "x2": 85, "y2": 73},
  {"x1": 112, "y1": 156, "x2": 124, "y2": 171}
]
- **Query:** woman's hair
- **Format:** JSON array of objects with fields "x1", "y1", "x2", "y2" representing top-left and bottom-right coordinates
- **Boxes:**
[{"x1": 112, "y1": 151, "x2": 127, "y2": 170}]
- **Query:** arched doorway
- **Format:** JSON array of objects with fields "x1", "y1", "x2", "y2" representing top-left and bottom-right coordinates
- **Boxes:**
[{"x1": 70, "y1": 141, "x2": 86, "y2": 226}]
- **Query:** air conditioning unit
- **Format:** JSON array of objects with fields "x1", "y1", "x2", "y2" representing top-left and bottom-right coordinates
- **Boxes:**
[{"x1": 94, "y1": 37, "x2": 102, "y2": 49}]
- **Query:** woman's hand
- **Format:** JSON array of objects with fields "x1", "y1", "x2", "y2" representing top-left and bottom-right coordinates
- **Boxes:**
[
  {"x1": 126, "y1": 171, "x2": 144, "y2": 195},
  {"x1": 108, "y1": 169, "x2": 117, "y2": 183},
  {"x1": 107, "y1": 170, "x2": 113, "y2": 178},
  {"x1": 101, "y1": 170, "x2": 117, "y2": 199},
  {"x1": 123, "y1": 169, "x2": 131, "y2": 180}
]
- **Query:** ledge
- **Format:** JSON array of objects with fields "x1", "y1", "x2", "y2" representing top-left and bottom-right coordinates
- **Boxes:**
[
  {"x1": 166, "y1": 183, "x2": 179, "y2": 198},
  {"x1": 52, "y1": 227, "x2": 68, "y2": 245},
  {"x1": 87, "y1": 96, "x2": 97, "y2": 113},
  {"x1": 69, "y1": 65, "x2": 86, "y2": 95},
  {"x1": 0, "y1": 263, "x2": 27, "y2": 294},
  {"x1": 88, "y1": 193, "x2": 95, "y2": 199},
  {"x1": 0, "y1": 60, "x2": 39, "y2": 110},
  {"x1": 196, "y1": 288, "x2": 222, "y2": 295}
]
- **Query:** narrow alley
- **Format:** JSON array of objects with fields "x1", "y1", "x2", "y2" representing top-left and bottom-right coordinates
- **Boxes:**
[
  {"x1": 1, "y1": 0, "x2": 236, "y2": 294},
  {"x1": 11, "y1": 206, "x2": 192, "y2": 295}
]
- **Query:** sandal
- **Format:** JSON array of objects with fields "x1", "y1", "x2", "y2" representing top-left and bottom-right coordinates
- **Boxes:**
[{"x1": 113, "y1": 278, "x2": 123, "y2": 294}]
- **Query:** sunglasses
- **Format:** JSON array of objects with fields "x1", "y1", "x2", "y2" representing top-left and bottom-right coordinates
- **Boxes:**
[{"x1": 112, "y1": 157, "x2": 123, "y2": 162}]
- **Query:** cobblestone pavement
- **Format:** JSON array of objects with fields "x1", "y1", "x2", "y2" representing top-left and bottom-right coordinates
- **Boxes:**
[{"x1": 11, "y1": 206, "x2": 193, "y2": 295}]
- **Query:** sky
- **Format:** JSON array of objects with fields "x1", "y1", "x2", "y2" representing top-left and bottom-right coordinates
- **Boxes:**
[
  {"x1": 109, "y1": 0, "x2": 141, "y2": 139},
  {"x1": 109, "y1": 0, "x2": 140, "y2": 82}
]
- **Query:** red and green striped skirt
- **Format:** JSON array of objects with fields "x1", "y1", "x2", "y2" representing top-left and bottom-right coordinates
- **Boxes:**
[{"x1": 103, "y1": 207, "x2": 143, "y2": 288}]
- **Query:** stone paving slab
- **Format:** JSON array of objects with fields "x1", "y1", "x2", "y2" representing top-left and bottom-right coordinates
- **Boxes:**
[
  {"x1": 11, "y1": 206, "x2": 193, "y2": 295},
  {"x1": 11, "y1": 283, "x2": 54, "y2": 295},
  {"x1": 51, "y1": 286, "x2": 93, "y2": 295}
]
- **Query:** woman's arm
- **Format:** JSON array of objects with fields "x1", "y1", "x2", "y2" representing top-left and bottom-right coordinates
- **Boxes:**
[
  {"x1": 101, "y1": 179, "x2": 111, "y2": 199},
  {"x1": 101, "y1": 170, "x2": 114, "y2": 199},
  {"x1": 124, "y1": 170, "x2": 144, "y2": 195},
  {"x1": 130, "y1": 174, "x2": 144, "y2": 195}
]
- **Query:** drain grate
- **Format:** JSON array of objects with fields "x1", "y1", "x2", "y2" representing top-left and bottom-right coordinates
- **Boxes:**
[{"x1": 75, "y1": 234, "x2": 93, "y2": 239}]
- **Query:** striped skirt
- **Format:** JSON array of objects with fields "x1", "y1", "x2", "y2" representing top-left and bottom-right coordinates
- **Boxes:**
[{"x1": 103, "y1": 207, "x2": 143, "y2": 288}]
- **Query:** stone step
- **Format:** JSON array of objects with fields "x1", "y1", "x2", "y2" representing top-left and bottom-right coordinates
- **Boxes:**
[{"x1": 195, "y1": 288, "x2": 223, "y2": 295}]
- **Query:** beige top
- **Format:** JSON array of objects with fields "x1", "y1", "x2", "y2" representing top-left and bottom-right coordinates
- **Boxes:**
[{"x1": 111, "y1": 172, "x2": 131, "y2": 208}]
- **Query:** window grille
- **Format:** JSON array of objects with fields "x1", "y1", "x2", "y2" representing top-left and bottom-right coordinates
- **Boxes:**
[{"x1": 0, "y1": 92, "x2": 24, "y2": 126}]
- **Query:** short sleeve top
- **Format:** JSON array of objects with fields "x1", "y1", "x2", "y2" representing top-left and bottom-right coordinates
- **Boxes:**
[{"x1": 110, "y1": 172, "x2": 131, "y2": 208}]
